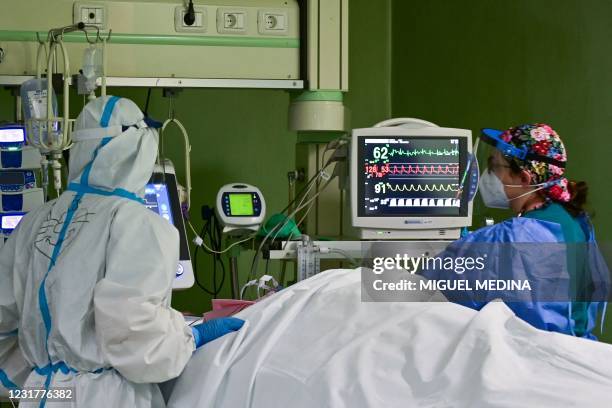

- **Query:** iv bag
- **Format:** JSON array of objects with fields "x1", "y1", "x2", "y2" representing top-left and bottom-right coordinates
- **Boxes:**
[
  {"x1": 20, "y1": 78, "x2": 59, "y2": 146},
  {"x1": 80, "y1": 44, "x2": 104, "y2": 94}
]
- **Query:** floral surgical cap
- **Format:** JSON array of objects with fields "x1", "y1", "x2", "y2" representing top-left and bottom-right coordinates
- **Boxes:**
[{"x1": 499, "y1": 123, "x2": 570, "y2": 202}]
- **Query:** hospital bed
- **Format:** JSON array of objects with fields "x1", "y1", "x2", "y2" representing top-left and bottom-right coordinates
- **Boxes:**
[{"x1": 166, "y1": 269, "x2": 612, "y2": 408}]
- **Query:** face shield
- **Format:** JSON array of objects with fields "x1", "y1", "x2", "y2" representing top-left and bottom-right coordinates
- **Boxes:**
[
  {"x1": 476, "y1": 128, "x2": 568, "y2": 209},
  {"x1": 480, "y1": 128, "x2": 567, "y2": 169}
]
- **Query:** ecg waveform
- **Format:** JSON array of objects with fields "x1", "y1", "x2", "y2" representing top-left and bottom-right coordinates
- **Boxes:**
[
  {"x1": 390, "y1": 147, "x2": 458, "y2": 157},
  {"x1": 379, "y1": 183, "x2": 459, "y2": 193},
  {"x1": 367, "y1": 147, "x2": 459, "y2": 164},
  {"x1": 365, "y1": 163, "x2": 460, "y2": 178},
  {"x1": 362, "y1": 138, "x2": 464, "y2": 215}
]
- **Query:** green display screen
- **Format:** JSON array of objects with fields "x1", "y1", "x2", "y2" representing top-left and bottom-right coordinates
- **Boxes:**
[{"x1": 229, "y1": 193, "x2": 254, "y2": 216}]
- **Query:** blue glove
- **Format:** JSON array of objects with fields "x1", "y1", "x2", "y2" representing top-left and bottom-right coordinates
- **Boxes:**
[{"x1": 192, "y1": 317, "x2": 245, "y2": 348}]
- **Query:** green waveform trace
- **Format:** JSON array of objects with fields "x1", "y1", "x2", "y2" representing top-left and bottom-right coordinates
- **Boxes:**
[{"x1": 389, "y1": 147, "x2": 459, "y2": 158}]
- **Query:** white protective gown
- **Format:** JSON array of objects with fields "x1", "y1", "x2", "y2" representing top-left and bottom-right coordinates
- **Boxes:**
[{"x1": 0, "y1": 96, "x2": 195, "y2": 407}]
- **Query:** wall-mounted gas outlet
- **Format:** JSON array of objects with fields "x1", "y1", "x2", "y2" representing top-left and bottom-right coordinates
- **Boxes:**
[
  {"x1": 258, "y1": 10, "x2": 288, "y2": 35},
  {"x1": 174, "y1": 5, "x2": 207, "y2": 33},
  {"x1": 217, "y1": 8, "x2": 247, "y2": 34},
  {"x1": 73, "y1": 2, "x2": 107, "y2": 29}
]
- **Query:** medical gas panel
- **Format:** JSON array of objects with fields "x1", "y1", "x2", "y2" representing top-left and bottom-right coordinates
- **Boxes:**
[{"x1": 0, "y1": 0, "x2": 300, "y2": 82}]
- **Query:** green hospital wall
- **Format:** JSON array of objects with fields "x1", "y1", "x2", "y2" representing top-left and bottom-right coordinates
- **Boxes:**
[
  {"x1": 345, "y1": 0, "x2": 392, "y2": 128},
  {"x1": 391, "y1": 0, "x2": 612, "y2": 341}
]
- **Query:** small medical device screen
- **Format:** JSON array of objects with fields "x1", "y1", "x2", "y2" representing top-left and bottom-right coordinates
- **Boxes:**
[
  {"x1": 0, "y1": 127, "x2": 25, "y2": 143},
  {"x1": 0, "y1": 172, "x2": 25, "y2": 185},
  {"x1": 144, "y1": 184, "x2": 175, "y2": 225},
  {"x1": 359, "y1": 136, "x2": 469, "y2": 217},
  {"x1": 220, "y1": 190, "x2": 262, "y2": 218},
  {"x1": 229, "y1": 193, "x2": 255, "y2": 216},
  {"x1": 144, "y1": 173, "x2": 190, "y2": 263},
  {"x1": 2, "y1": 215, "x2": 23, "y2": 230}
]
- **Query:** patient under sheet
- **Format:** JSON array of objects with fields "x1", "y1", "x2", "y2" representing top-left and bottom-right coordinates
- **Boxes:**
[{"x1": 167, "y1": 269, "x2": 612, "y2": 408}]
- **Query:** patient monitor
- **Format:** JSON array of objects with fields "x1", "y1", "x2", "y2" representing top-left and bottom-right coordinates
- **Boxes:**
[
  {"x1": 350, "y1": 118, "x2": 478, "y2": 240},
  {"x1": 145, "y1": 163, "x2": 195, "y2": 290},
  {"x1": 216, "y1": 183, "x2": 266, "y2": 235}
]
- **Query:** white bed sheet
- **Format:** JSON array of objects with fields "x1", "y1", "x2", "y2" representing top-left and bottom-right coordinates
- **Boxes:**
[{"x1": 168, "y1": 269, "x2": 612, "y2": 408}]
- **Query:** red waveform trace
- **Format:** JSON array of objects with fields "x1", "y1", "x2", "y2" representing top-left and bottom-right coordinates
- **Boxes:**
[{"x1": 365, "y1": 163, "x2": 459, "y2": 178}]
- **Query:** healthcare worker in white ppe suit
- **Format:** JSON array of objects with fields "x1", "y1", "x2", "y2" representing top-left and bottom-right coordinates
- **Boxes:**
[{"x1": 0, "y1": 96, "x2": 244, "y2": 407}]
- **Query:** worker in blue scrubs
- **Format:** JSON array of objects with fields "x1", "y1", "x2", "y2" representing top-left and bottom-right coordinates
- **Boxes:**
[{"x1": 423, "y1": 123, "x2": 610, "y2": 339}]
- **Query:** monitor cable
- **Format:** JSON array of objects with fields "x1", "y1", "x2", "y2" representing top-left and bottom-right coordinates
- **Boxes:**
[
  {"x1": 191, "y1": 206, "x2": 226, "y2": 297},
  {"x1": 247, "y1": 137, "x2": 349, "y2": 284},
  {"x1": 188, "y1": 207, "x2": 256, "y2": 296}
]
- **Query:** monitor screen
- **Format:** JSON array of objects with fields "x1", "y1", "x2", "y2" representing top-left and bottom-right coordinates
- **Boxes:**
[
  {"x1": 2, "y1": 214, "x2": 24, "y2": 230},
  {"x1": 144, "y1": 184, "x2": 175, "y2": 225},
  {"x1": 144, "y1": 172, "x2": 190, "y2": 263},
  {"x1": 358, "y1": 136, "x2": 469, "y2": 217},
  {"x1": 229, "y1": 193, "x2": 255, "y2": 216},
  {"x1": 0, "y1": 127, "x2": 25, "y2": 143},
  {"x1": 0, "y1": 171, "x2": 26, "y2": 185}
]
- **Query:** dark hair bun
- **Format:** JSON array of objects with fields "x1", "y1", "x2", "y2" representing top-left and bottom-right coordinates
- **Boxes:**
[{"x1": 565, "y1": 181, "x2": 588, "y2": 217}]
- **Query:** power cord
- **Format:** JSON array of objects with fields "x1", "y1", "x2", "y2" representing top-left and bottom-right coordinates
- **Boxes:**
[
  {"x1": 184, "y1": 0, "x2": 196, "y2": 26},
  {"x1": 188, "y1": 205, "x2": 256, "y2": 296},
  {"x1": 191, "y1": 205, "x2": 226, "y2": 296}
]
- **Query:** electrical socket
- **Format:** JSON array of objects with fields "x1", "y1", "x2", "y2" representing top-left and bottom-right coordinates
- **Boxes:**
[
  {"x1": 73, "y1": 2, "x2": 107, "y2": 29},
  {"x1": 258, "y1": 10, "x2": 288, "y2": 35},
  {"x1": 217, "y1": 8, "x2": 247, "y2": 34},
  {"x1": 174, "y1": 5, "x2": 207, "y2": 33}
]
